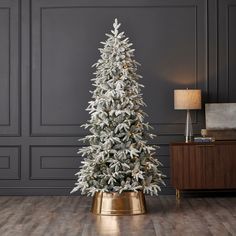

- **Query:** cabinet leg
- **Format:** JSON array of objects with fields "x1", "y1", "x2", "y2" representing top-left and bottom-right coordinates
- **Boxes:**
[{"x1": 176, "y1": 189, "x2": 180, "y2": 199}]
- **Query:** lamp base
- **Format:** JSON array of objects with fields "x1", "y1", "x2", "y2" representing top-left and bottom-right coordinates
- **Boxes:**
[
  {"x1": 185, "y1": 136, "x2": 193, "y2": 143},
  {"x1": 185, "y1": 110, "x2": 193, "y2": 143}
]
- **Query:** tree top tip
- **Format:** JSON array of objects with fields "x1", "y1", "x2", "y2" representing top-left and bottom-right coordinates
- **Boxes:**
[{"x1": 113, "y1": 18, "x2": 121, "y2": 31}]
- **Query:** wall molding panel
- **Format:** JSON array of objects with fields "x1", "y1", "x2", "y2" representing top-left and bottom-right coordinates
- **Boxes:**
[
  {"x1": 0, "y1": 146, "x2": 20, "y2": 180},
  {"x1": 30, "y1": 0, "x2": 207, "y2": 137},
  {"x1": 30, "y1": 146, "x2": 82, "y2": 180},
  {"x1": 218, "y1": 0, "x2": 236, "y2": 102},
  {"x1": 0, "y1": 0, "x2": 20, "y2": 136}
]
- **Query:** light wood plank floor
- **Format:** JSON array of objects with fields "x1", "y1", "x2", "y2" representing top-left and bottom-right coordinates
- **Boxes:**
[{"x1": 0, "y1": 195, "x2": 235, "y2": 236}]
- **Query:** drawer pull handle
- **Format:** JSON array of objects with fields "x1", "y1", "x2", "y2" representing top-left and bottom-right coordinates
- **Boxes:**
[{"x1": 197, "y1": 145, "x2": 215, "y2": 147}]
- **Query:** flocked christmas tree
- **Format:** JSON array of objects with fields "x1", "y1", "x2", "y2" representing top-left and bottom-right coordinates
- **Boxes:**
[{"x1": 71, "y1": 19, "x2": 165, "y2": 196}]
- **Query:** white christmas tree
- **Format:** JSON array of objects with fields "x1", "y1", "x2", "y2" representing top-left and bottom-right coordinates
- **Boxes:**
[{"x1": 71, "y1": 19, "x2": 165, "y2": 196}]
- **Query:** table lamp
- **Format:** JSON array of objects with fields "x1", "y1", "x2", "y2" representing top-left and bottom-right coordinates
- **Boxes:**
[{"x1": 174, "y1": 89, "x2": 202, "y2": 142}]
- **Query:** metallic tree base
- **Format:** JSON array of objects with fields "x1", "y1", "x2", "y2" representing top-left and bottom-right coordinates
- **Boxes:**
[{"x1": 91, "y1": 191, "x2": 147, "y2": 215}]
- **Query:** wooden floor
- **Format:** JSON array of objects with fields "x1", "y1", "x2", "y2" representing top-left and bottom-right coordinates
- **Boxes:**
[{"x1": 0, "y1": 195, "x2": 236, "y2": 236}]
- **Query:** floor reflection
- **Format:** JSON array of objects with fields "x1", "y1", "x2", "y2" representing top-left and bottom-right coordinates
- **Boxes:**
[
  {"x1": 94, "y1": 214, "x2": 150, "y2": 235},
  {"x1": 95, "y1": 215, "x2": 120, "y2": 235}
]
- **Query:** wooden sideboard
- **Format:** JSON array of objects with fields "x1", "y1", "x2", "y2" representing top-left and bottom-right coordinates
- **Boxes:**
[{"x1": 170, "y1": 141, "x2": 236, "y2": 198}]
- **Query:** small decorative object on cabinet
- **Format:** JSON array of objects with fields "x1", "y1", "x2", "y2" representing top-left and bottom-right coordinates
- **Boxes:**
[
  {"x1": 201, "y1": 128, "x2": 208, "y2": 137},
  {"x1": 70, "y1": 19, "x2": 165, "y2": 215},
  {"x1": 170, "y1": 141, "x2": 236, "y2": 198}
]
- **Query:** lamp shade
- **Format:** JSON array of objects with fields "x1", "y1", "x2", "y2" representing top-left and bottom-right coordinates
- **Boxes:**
[{"x1": 174, "y1": 89, "x2": 201, "y2": 110}]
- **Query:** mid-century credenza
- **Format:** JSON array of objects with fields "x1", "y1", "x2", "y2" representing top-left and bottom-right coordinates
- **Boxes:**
[{"x1": 170, "y1": 141, "x2": 236, "y2": 198}]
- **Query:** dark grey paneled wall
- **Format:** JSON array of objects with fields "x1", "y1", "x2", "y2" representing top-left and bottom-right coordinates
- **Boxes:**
[{"x1": 0, "y1": 0, "x2": 235, "y2": 195}]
